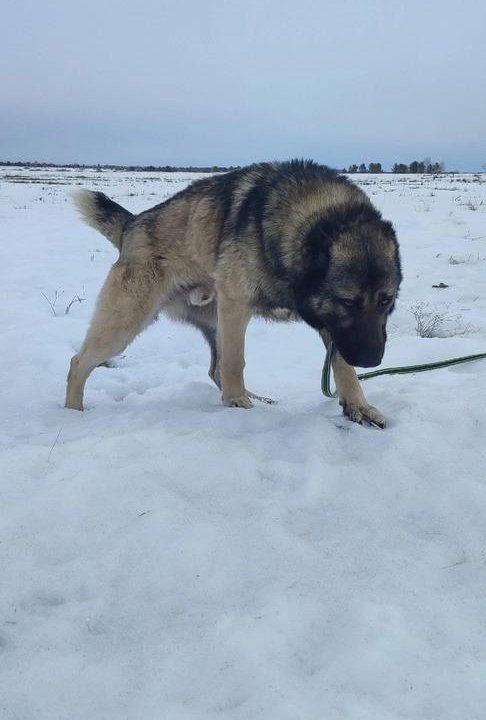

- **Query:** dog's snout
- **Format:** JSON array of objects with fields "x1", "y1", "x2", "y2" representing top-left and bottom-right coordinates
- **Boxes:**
[{"x1": 339, "y1": 345, "x2": 384, "y2": 368}]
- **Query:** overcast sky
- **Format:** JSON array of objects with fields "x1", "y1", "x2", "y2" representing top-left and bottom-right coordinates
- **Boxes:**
[{"x1": 1, "y1": 0, "x2": 485, "y2": 170}]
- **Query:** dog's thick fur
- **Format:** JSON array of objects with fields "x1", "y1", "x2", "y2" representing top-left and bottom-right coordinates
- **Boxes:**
[{"x1": 66, "y1": 160, "x2": 401, "y2": 426}]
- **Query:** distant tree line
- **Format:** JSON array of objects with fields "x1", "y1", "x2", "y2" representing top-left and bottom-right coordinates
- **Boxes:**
[
  {"x1": 2, "y1": 158, "x2": 448, "y2": 174},
  {"x1": 391, "y1": 159, "x2": 445, "y2": 174},
  {"x1": 345, "y1": 162, "x2": 383, "y2": 174},
  {"x1": 0, "y1": 160, "x2": 237, "y2": 173},
  {"x1": 344, "y1": 159, "x2": 445, "y2": 174}
]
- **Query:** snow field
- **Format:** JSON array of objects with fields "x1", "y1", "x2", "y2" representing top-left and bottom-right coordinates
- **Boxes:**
[{"x1": 1, "y1": 167, "x2": 486, "y2": 719}]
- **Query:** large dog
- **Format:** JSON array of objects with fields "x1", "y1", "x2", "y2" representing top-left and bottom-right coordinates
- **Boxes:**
[{"x1": 66, "y1": 160, "x2": 401, "y2": 426}]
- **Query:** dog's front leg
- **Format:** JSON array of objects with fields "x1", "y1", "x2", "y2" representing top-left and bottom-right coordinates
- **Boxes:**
[
  {"x1": 320, "y1": 330, "x2": 386, "y2": 427},
  {"x1": 217, "y1": 291, "x2": 253, "y2": 408}
]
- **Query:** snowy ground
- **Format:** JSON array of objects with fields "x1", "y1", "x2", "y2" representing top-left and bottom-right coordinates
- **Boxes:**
[{"x1": 1, "y1": 166, "x2": 486, "y2": 720}]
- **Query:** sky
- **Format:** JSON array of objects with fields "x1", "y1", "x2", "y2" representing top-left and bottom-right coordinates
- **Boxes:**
[{"x1": 1, "y1": 0, "x2": 485, "y2": 170}]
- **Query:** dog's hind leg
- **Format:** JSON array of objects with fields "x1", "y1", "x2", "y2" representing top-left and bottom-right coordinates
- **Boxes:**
[
  {"x1": 183, "y1": 303, "x2": 221, "y2": 389},
  {"x1": 65, "y1": 262, "x2": 164, "y2": 410},
  {"x1": 194, "y1": 317, "x2": 274, "y2": 403},
  {"x1": 171, "y1": 294, "x2": 275, "y2": 405},
  {"x1": 198, "y1": 323, "x2": 221, "y2": 389}
]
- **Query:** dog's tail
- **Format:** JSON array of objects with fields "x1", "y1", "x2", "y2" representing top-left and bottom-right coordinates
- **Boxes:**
[{"x1": 72, "y1": 190, "x2": 133, "y2": 251}]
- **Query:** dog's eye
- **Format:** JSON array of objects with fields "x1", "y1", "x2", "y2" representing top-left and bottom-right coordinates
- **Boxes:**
[{"x1": 339, "y1": 298, "x2": 355, "y2": 308}]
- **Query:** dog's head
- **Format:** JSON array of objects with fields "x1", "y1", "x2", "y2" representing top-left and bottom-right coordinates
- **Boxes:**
[{"x1": 295, "y1": 203, "x2": 402, "y2": 367}]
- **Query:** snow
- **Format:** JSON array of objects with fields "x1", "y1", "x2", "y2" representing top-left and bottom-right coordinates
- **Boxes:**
[{"x1": 1, "y1": 166, "x2": 486, "y2": 719}]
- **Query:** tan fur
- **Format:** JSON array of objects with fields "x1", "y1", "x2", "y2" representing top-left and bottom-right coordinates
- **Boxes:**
[
  {"x1": 279, "y1": 181, "x2": 367, "y2": 241},
  {"x1": 72, "y1": 190, "x2": 132, "y2": 250}
]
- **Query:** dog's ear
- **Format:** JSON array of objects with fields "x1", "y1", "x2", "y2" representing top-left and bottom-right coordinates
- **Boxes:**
[
  {"x1": 294, "y1": 221, "x2": 333, "y2": 320},
  {"x1": 303, "y1": 220, "x2": 334, "y2": 271}
]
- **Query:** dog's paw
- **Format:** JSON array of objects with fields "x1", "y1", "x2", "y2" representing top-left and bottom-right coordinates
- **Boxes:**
[
  {"x1": 222, "y1": 393, "x2": 254, "y2": 409},
  {"x1": 65, "y1": 399, "x2": 84, "y2": 411},
  {"x1": 247, "y1": 390, "x2": 277, "y2": 405},
  {"x1": 342, "y1": 402, "x2": 386, "y2": 428}
]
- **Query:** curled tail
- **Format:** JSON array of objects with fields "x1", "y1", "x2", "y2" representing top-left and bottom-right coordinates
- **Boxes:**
[{"x1": 72, "y1": 190, "x2": 133, "y2": 251}]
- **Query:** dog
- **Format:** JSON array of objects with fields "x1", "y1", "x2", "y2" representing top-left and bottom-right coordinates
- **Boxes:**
[{"x1": 66, "y1": 160, "x2": 401, "y2": 426}]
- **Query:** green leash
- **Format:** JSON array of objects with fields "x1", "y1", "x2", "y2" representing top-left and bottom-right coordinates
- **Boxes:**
[{"x1": 321, "y1": 342, "x2": 486, "y2": 399}]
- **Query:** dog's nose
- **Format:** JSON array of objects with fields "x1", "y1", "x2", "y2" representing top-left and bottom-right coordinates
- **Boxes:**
[{"x1": 354, "y1": 347, "x2": 383, "y2": 368}]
